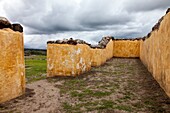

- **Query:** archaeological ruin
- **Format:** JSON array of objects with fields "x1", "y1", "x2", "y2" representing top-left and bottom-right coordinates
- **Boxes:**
[
  {"x1": 0, "y1": 8, "x2": 170, "y2": 104},
  {"x1": 47, "y1": 8, "x2": 170, "y2": 97}
]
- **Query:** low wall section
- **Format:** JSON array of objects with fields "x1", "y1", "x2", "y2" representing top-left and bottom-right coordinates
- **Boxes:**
[
  {"x1": 47, "y1": 44, "x2": 91, "y2": 77},
  {"x1": 47, "y1": 39, "x2": 140, "y2": 76},
  {"x1": 113, "y1": 40, "x2": 140, "y2": 58},
  {"x1": 91, "y1": 40, "x2": 113, "y2": 67},
  {"x1": 140, "y1": 11, "x2": 170, "y2": 97},
  {"x1": 91, "y1": 48, "x2": 105, "y2": 67},
  {"x1": 47, "y1": 38, "x2": 140, "y2": 77},
  {"x1": 0, "y1": 29, "x2": 25, "y2": 103}
]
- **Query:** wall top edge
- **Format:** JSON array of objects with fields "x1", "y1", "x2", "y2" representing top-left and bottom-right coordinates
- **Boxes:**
[
  {"x1": 47, "y1": 36, "x2": 113, "y2": 49},
  {"x1": 143, "y1": 8, "x2": 170, "y2": 41},
  {"x1": 47, "y1": 36, "x2": 142, "y2": 49},
  {"x1": 0, "y1": 17, "x2": 23, "y2": 33}
]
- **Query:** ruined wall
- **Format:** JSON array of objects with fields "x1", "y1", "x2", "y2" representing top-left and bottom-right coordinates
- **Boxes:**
[
  {"x1": 91, "y1": 40, "x2": 113, "y2": 67},
  {"x1": 47, "y1": 44, "x2": 91, "y2": 77},
  {"x1": 105, "y1": 40, "x2": 113, "y2": 60},
  {"x1": 91, "y1": 49, "x2": 105, "y2": 67},
  {"x1": 47, "y1": 38, "x2": 140, "y2": 76},
  {"x1": 113, "y1": 40, "x2": 140, "y2": 58},
  {"x1": 140, "y1": 11, "x2": 170, "y2": 97},
  {"x1": 0, "y1": 29, "x2": 25, "y2": 103}
]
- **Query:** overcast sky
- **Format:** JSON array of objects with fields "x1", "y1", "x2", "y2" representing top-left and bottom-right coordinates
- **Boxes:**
[{"x1": 0, "y1": 0, "x2": 169, "y2": 49}]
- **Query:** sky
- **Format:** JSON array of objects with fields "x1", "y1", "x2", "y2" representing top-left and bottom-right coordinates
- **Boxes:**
[{"x1": 0, "y1": 0, "x2": 170, "y2": 49}]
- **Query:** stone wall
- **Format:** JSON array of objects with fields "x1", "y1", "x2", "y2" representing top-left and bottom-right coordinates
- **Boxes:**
[
  {"x1": 47, "y1": 44, "x2": 91, "y2": 77},
  {"x1": 46, "y1": 9, "x2": 170, "y2": 97},
  {"x1": 140, "y1": 11, "x2": 170, "y2": 97},
  {"x1": 105, "y1": 40, "x2": 114, "y2": 60},
  {"x1": 47, "y1": 38, "x2": 141, "y2": 76},
  {"x1": 0, "y1": 28, "x2": 25, "y2": 103},
  {"x1": 91, "y1": 48, "x2": 105, "y2": 67},
  {"x1": 113, "y1": 40, "x2": 140, "y2": 58},
  {"x1": 91, "y1": 40, "x2": 113, "y2": 67}
]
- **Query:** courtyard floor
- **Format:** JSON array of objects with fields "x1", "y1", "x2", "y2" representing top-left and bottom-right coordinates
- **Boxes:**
[{"x1": 0, "y1": 58, "x2": 170, "y2": 113}]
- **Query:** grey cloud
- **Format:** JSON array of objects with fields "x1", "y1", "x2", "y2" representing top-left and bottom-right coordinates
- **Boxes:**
[
  {"x1": 4, "y1": 0, "x2": 82, "y2": 34},
  {"x1": 0, "y1": 0, "x2": 169, "y2": 49},
  {"x1": 124, "y1": 0, "x2": 170, "y2": 12},
  {"x1": 77, "y1": 0, "x2": 133, "y2": 29},
  {"x1": 3, "y1": 0, "x2": 136, "y2": 34}
]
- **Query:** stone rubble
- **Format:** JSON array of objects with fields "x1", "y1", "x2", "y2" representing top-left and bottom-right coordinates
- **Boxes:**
[
  {"x1": 0, "y1": 17, "x2": 11, "y2": 29},
  {"x1": 47, "y1": 36, "x2": 114, "y2": 49},
  {"x1": 12, "y1": 24, "x2": 23, "y2": 32},
  {"x1": 143, "y1": 8, "x2": 170, "y2": 41},
  {"x1": 166, "y1": 8, "x2": 170, "y2": 14},
  {"x1": 0, "y1": 17, "x2": 23, "y2": 32},
  {"x1": 47, "y1": 36, "x2": 143, "y2": 49}
]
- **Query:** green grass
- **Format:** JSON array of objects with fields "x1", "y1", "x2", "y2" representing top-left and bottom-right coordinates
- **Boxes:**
[
  {"x1": 25, "y1": 55, "x2": 46, "y2": 83},
  {"x1": 62, "y1": 100, "x2": 115, "y2": 112},
  {"x1": 114, "y1": 105, "x2": 133, "y2": 112},
  {"x1": 70, "y1": 89, "x2": 112, "y2": 98}
]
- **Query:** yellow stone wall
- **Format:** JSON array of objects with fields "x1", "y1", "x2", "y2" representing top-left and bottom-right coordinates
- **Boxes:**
[
  {"x1": 46, "y1": 11, "x2": 170, "y2": 98},
  {"x1": 0, "y1": 29, "x2": 25, "y2": 103},
  {"x1": 91, "y1": 48, "x2": 104, "y2": 67},
  {"x1": 113, "y1": 40, "x2": 140, "y2": 58},
  {"x1": 91, "y1": 40, "x2": 113, "y2": 67},
  {"x1": 140, "y1": 12, "x2": 170, "y2": 97},
  {"x1": 47, "y1": 44, "x2": 92, "y2": 77},
  {"x1": 105, "y1": 40, "x2": 114, "y2": 60}
]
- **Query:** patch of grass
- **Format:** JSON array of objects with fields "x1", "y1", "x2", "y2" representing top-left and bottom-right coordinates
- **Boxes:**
[
  {"x1": 98, "y1": 83, "x2": 119, "y2": 92},
  {"x1": 127, "y1": 66, "x2": 134, "y2": 71},
  {"x1": 70, "y1": 89, "x2": 112, "y2": 98},
  {"x1": 132, "y1": 102, "x2": 144, "y2": 109},
  {"x1": 25, "y1": 55, "x2": 46, "y2": 83},
  {"x1": 62, "y1": 102, "x2": 81, "y2": 113},
  {"x1": 93, "y1": 91, "x2": 112, "y2": 97},
  {"x1": 63, "y1": 100, "x2": 115, "y2": 112},
  {"x1": 144, "y1": 100, "x2": 154, "y2": 106},
  {"x1": 58, "y1": 79, "x2": 87, "y2": 94},
  {"x1": 116, "y1": 91, "x2": 134, "y2": 103},
  {"x1": 115, "y1": 64, "x2": 125, "y2": 68},
  {"x1": 70, "y1": 91, "x2": 84, "y2": 98},
  {"x1": 112, "y1": 71, "x2": 124, "y2": 75},
  {"x1": 85, "y1": 101, "x2": 114, "y2": 111},
  {"x1": 96, "y1": 100, "x2": 114, "y2": 110},
  {"x1": 114, "y1": 105, "x2": 133, "y2": 112}
]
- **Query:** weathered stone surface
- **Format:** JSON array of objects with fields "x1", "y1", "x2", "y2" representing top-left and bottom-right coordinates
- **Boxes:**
[
  {"x1": 140, "y1": 11, "x2": 170, "y2": 97},
  {"x1": 105, "y1": 40, "x2": 114, "y2": 60},
  {"x1": 0, "y1": 28, "x2": 25, "y2": 103},
  {"x1": 91, "y1": 40, "x2": 113, "y2": 67},
  {"x1": 91, "y1": 48, "x2": 105, "y2": 67},
  {"x1": 47, "y1": 44, "x2": 91, "y2": 77},
  {"x1": 113, "y1": 40, "x2": 140, "y2": 58}
]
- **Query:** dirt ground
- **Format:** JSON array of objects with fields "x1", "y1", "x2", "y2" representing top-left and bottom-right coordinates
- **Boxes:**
[{"x1": 0, "y1": 58, "x2": 170, "y2": 113}]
